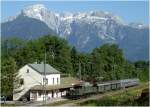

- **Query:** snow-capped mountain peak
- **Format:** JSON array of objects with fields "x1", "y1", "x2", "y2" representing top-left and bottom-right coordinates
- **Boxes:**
[
  {"x1": 21, "y1": 4, "x2": 47, "y2": 21},
  {"x1": 2, "y1": 4, "x2": 149, "y2": 61},
  {"x1": 24, "y1": 4, "x2": 46, "y2": 11},
  {"x1": 3, "y1": 4, "x2": 148, "y2": 41},
  {"x1": 20, "y1": 4, "x2": 61, "y2": 32}
]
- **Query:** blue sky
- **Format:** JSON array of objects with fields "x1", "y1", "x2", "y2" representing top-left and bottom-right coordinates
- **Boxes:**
[{"x1": 1, "y1": 1, "x2": 149, "y2": 24}]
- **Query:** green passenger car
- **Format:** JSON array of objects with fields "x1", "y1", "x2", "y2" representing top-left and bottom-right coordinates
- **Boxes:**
[
  {"x1": 104, "y1": 83, "x2": 111, "y2": 91},
  {"x1": 92, "y1": 87, "x2": 97, "y2": 93},
  {"x1": 111, "y1": 83, "x2": 117, "y2": 90},
  {"x1": 82, "y1": 83, "x2": 93, "y2": 94},
  {"x1": 76, "y1": 88, "x2": 84, "y2": 96},
  {"x1": 97, "y1": 84, "x2": 105, "y2": 92},
  {"x1": 116, "y1": 83, "x2": 121, "y2": 89}
]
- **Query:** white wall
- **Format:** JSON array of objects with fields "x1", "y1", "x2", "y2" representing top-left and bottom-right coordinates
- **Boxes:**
[
  {"x1": 16, "y1": 65, "x2": 61, "y2": 101},
  {"x1": 30, "y1": 91, "x2": 66, "y2": 101},
  {"x1": 61, "y1": 91, "x2": 66, "y2": 96},
  {"x1": 19, "y1": 65, "x2": 43, "y2": 88},
  {"x1": 46, "y1": 74, "x2": 60, "y2": 85},
  {"x1": 19, "y1": 65, "x2": 60, "y2": 87},
  {"x1": 37, "y1": 92, "x2": 44, "y2": 101},
  {"x1": 13, "y1": 65, "x2": 43, "y2": 100}
]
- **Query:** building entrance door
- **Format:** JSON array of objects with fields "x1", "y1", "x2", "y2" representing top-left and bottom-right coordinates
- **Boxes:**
[
  {"x1": 30, "y1": 91, "x2": 37, "y2": 101},
  {"x1": 52, "y1": 91, "x2": 54, "y2": 98}
]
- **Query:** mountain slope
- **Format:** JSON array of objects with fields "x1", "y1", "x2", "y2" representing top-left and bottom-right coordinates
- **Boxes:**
[
  {"x1": 1, "y1": 4, "x2": 149, "y2": 61},
  {"x1": 118, "y1": 26, "x2": 149, "y2": 61},
  {"x1": 2, "y1": 15, "x2": 56, "y2": 40}
]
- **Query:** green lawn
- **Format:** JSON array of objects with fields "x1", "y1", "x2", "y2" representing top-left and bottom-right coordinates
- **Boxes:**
[{"x1": 79, "y1": 82, "x2": 149, "y2": 106}]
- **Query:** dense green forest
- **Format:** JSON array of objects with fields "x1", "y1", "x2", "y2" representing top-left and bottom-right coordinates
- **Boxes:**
[{"x1": 1, "y1": 35, "x2": 149, "y2": 99}]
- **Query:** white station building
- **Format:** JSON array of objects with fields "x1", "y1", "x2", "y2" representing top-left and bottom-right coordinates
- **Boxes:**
[{"x1": 13, "y1": 62, "x2": 83, "y2": 101}]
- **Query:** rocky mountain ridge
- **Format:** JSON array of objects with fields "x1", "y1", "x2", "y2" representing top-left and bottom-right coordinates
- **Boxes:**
[{"x1": 2, "y1": 4, "x2": 149, "y2": 61}]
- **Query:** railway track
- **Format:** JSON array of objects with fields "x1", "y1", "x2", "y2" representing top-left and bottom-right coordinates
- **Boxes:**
[{"x1": 47, "y1": 83, "x2": 148, "y2": 106}]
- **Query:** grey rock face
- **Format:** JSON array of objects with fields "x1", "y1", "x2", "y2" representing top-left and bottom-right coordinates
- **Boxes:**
[{"x1": 2, "y1": 4, "x2": 149, "y2": 61}]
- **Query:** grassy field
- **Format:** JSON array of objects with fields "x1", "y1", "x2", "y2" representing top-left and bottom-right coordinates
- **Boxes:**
[{"x1": 79, "y1": 82, "x2": 149, "y2": 106}]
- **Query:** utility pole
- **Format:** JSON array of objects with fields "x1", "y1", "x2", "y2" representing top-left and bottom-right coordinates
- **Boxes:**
[
  {"x1": 51, "y1": 49, "x2": 55, "y2": 64},
  {"x1": 49, "y1": 45, "x2": 55, "y2": 64},
  {"x1": 43, "y1": 49, "x2": 47, "y2": 105},
  {"x1": 83, "y1": 63, "x2": 85, "y2": 80},
  {"x1": 78, "y1": 62, "x2": 81, "y2": 80},
  {"x1": 44, "y1": 50, "x2": 46, "y2": 105},
  {"x1": 43, "y1": 44, "x2": 54, "y2": 105}
]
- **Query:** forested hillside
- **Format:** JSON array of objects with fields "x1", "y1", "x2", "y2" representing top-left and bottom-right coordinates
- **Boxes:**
[{"x1": 1, "y1": 35, "x2": 149, "y2": 99}]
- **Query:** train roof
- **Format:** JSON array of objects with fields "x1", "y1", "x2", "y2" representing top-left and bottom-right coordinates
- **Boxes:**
[
  {"x1": 97, "y1": 78, "x2": 139, "y2": 86},
  {"x1": 81, "y1": 82, "x2": 93, "y2": 86},
  {"x1": 97, "y1": 80, "x2": 120, "y2": 86},
  {"x1": 120, "y1": 78, "x2": 139, "y2": 82}
]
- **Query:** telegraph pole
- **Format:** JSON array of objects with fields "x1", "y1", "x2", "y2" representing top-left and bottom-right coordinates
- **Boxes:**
[
  {"x1": 43, "y1": 49, "x2": 47, "y2": 105},
  {"x1": 44, "y1": 50, "x2": 46, "y2": 105},
  {"x1": 78, "y1": 62, "x2": 81, "y2": 80},
  {"x1": 83, "y1": 63, "x2": 85, "y2": 80},
  {"x1": 43, "y1": 44, "x2": 54, "y2": 105},
  {"x1": 49, "y1": 45, "x2": 55, "y2": 64},
  {"x1": 43, "y1": 79, "x2": 44, "y2": 105}
]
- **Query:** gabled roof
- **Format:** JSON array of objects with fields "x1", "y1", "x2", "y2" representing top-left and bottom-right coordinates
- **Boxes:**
[{"x1": 28, "y1": 63, "x2": 60, "y2": 75}]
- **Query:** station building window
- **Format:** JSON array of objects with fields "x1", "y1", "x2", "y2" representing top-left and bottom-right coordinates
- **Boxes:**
[
  {"x1": 20, "y1": 78, "x2": 24, "y2": 85},
  {"x1": 27, "y1": 69, "x2": 29, "y2": 73}
]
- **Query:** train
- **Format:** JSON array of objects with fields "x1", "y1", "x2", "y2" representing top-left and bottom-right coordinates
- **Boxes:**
[{"x1": 66, "y1": 78, "x2": 139, "y2": 99}]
